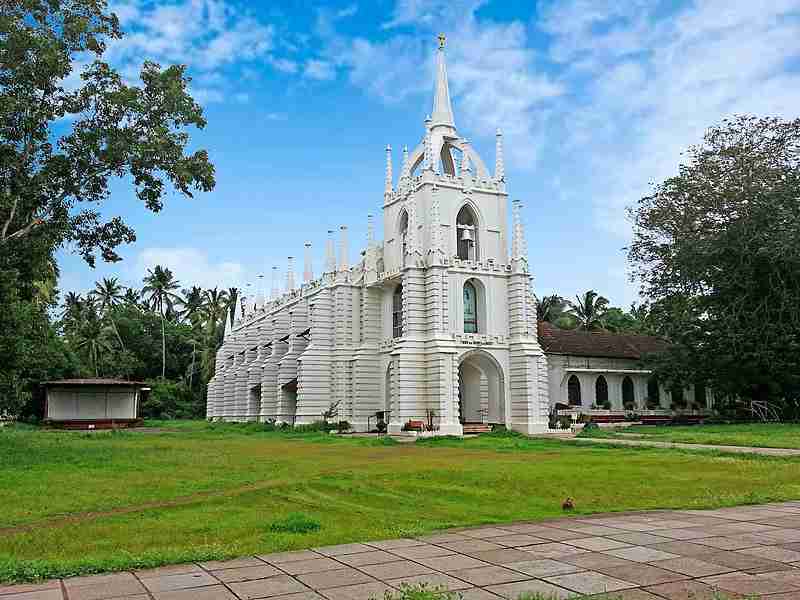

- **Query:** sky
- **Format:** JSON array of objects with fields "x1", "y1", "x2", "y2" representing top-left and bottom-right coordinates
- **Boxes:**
[{"x1": 58, "y1": 0, "x2": 800, "y2": 308}]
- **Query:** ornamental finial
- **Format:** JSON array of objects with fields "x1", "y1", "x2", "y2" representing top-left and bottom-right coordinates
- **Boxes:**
[{"x1": 438, "y1": 33, "x2": 446, "y2": 49}]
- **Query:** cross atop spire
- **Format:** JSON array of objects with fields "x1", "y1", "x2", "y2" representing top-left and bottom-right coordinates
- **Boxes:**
[{"x1": 431, "y1": 33, "x2": 455, "y2": 130}]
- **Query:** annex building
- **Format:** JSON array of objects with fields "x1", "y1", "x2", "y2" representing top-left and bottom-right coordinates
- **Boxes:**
[{"x1": 206, "y1": 37, "x2": 708, "y2": 434}]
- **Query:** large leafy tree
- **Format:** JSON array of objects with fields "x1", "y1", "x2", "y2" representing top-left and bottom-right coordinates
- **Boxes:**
[
  {"x1": 142, "y1": 265, "x2": 182, "y2": 378},
  {"x1": 628, "y1": 115, "x2": 800, "y2": 409},
  {"x1": 0, "y1": 0, "x2": 214, "y2": 416},
  {"x1": 0, "y1": 0, "x2": 215, "y2": 264}
]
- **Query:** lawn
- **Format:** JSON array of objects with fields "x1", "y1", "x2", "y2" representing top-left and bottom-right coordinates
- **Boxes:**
[
  {"x1": 2, "y1": 421, "x2": 800, "y2": 584},
  {"x1": 580, "y1": 422, "x2": 800, "y2": 449}
]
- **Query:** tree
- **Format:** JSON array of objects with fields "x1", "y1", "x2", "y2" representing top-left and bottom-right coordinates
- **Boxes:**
[
  {"x1": 226, "y1": 287, "x2": 239, "y2": 327},
  {"x1": 0, "y1": 0, "x2": 215, "y2": 266},
  {"x1": 90, "y1": 276, "x2": 126, "y2": 350},
  {"x1": 73, "y1": 305, "x2": 114, "y2": 377},
  {"x1": 142, "y1": 266, "x2": 181, "y2": 378},
  {"x1": 568, "y1": 290, "x2": 609, "y2": 331},
  {"x1": 181, "y1": 285, "x2": 205, "y2": 327},
  {"x1": 536, "y1": 294, "x2": 569, "y2": 323},
  {"x1": 628, "y1": 115, "x2": 800, "y2": 410}
]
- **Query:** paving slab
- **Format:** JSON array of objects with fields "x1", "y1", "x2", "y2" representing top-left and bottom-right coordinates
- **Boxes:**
[
  {"x1": 141, "y1": 572, "x2": 219, "y2": 593},
  {"x1": 0, "y1": 590, "x2": 63, "y2": 600},
  {"x1": 334, "y1": 550, "x2": 399, "y2": 567},
  {"x1": 279, "y1": 558, "x2": 344, "y2": 576},
  {"x1": 153, "y1": 585, "x2": 238, "y2": 600},
  {"x1": 356, "y1": 561, "x2": 432, "y2": 580},
  {"x1": 385, "y1": 572, "x2": 472, "y2": 591},
  {"x1": 258, "y1": 551, "x2": 322, "y2": 565},
  {"x1": 544, "y1": 570, "x2": 638, "y2": 594},
  {"x1": 448, "y1": 566, "x2": 529, "y2": 586},
  {"x1": 317, "y1": 581, "x2": 393, "y2": 600},
  {"x1": 604, "y1": 545, "x2": 681, "y2": 563},
  {"x1": 504, "y1": 559, "x2": 582, "y2": 577},
  {"x1": 211, "y1": 565, "x2": 283, "y2": 584},
  {"x1": 386, "y1": 545, "x2": 454, "y2": 560},
  {"x1": 295, "y1": 568, "x2": 375, "y2": 590},
  {"x1": 229, "y1": 575, "x2": 310, "y2": 599},
  {"x1": 485, "y1": 578, "x2": 575, "y2": 599}
]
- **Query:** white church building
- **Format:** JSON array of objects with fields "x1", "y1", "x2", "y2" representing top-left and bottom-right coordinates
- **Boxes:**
[{"x1": 206, "y1": 37, "x2": 696, "y2": 435}]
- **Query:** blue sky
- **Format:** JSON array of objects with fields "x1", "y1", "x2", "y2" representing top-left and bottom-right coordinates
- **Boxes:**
[{"x1": 59, "y1": 0, "x2": 800, "y2": 308}]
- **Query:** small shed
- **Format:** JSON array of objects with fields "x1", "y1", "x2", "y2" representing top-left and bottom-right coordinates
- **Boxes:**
[{"x1": 43, "y1": 379, "x2": 149, "y2": 429}]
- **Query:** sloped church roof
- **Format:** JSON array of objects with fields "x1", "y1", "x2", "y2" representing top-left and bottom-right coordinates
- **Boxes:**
[{"x1": 537, "y1": 321, "x2": 669, "y2": 360}]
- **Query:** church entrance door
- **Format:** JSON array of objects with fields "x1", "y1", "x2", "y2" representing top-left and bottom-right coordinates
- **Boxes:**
[{"x1": 458, "y1": 350, "x2": 505, "y2": 425}]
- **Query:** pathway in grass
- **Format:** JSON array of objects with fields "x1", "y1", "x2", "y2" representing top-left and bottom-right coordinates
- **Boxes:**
[
  {"x1": 2, "y1": 423, "x2": 800, "y2": 583},
  {"x1": 580, "y1": 423, "x2": 800, "y2": 449},
  {"x1": 4, "y1": 501, "x2": 800, "y2": 598}
]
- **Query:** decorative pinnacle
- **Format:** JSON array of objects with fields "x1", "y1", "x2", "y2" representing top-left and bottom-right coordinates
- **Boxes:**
[
  {"x1": 286, "y1": 256, "x2": 295, "y2": 292},
  {"x1": 270, "y1": 265, "x2": 279, "y2": 299},
  {"x1": 367, "y1": 213, "x2": 374, "y2": 245},
  {"x1": 512, "y1": 199, "x2": 528, "y2": 262},
  {"x1": 325, "y1": 229, "x2": 336, "y2": 273},
  {"x1": 303, "y1": 242, "x2": 313, "y2": 282},
  {"x1": 495, "y1": 128, "x2": 505, "y2": 182},
  {"x1": 338, "y1": 225, "x2": 349, "y2": 272},
  {"x1": 385, "y1": 144, "x2": 393, "y2": 195}
]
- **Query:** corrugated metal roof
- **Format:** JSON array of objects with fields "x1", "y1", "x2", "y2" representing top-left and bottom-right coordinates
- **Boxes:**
[
  {"x1": 538, "y1": 321, "x2": 669, "y2": 359},
  {"x1": 42, "y1": 378, "x2": 147, "y2": 386}
]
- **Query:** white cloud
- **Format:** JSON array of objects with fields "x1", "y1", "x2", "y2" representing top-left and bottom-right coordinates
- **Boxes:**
[
  {"x1": 538, "y1": 0, "x2": 800, "y2": 235},
  {"x1": 269, "y1": 56, "x2": 299, "y2": 73},
  {"x1": 130, "y1": 247, "x2": 244, "y2": 290},
  {"x1": 102, "y1": 0, "x2": 291, "y2": 103},
  {"x1": 304, "y1": 59, "x2": 336, "y2": 81}
]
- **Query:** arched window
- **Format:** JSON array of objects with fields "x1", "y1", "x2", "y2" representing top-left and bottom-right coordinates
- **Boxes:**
[
  {"x1": 595, "y1": 375, "x2": 609, "y2": 406},
  {"x1": 456, "y1": 205, "x2": 478, "y2": 260},
  {"x1": 398, "y1": 210, "x2": 409, "y2": 266},
  {"x1": 392, "y1": 285, "x2": 403, "y2": 338},
  {"x1": 568, "y1": 375, "x2": 581, "y2": 406},
  {"x1": 464, "y1": 281, "x2": 478, "y2": 333},
  {"x1": 622, "y1": 376, "x2": 635, "y2": 408},
  {"x1": 647, "y1": 377, "x2": 660, "y2": 407}
]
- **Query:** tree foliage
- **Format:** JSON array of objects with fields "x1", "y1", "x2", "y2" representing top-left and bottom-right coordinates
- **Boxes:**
[{"x1": 628, "y1": 115, "x2": 800, "y2": 406}]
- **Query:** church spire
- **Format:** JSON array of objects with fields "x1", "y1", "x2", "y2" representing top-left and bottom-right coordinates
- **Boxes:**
[
  {"x1": 431, "y1": 33, "x2": 455, "y2": 129},
  {"x1": 270, "y1": 265, "x2": 279, "y2": 299}
]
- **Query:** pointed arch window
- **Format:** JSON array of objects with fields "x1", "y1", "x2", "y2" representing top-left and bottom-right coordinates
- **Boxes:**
[
  {"x1": 463, "y1": 281, "x2": 478, "y2": 333},
  {"x1": 622, "y1": 376, "x2": 635, "y2": 409},
  {"x1": 595, "y1": 375, "x2": 609, "y2": 406},
  {"x1": 456, "y1": 205, "x2": 478, "y2": 260},
  {"x1": 392, "y1": 284, "x2": 403, "y2": 338},
  {"x1": 568, "y1": 375, "x2": 581, "y2": 406}
]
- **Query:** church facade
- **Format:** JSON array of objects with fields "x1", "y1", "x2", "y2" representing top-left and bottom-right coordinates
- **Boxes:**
[{"x1": 205, "y1": 38, "x2": 690, "y2": 434}]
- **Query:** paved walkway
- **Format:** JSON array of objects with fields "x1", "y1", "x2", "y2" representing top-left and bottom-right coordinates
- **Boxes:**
[
  {"x1": 568, "y1": 437, "x2": 800, "y2": 457},
  {"x1": 5, "y1": 502, "x2": 800, "y2": 600}
]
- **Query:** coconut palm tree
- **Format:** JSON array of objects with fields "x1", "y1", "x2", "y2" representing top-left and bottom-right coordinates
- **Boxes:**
[
  {"x1": 74, "y1": 306, "x2": 115, "y2": 377},
  {"x1": 60, "y1": 291, "x2": 85, "y2": 325},
  {"x1": 536, "y1": 294, "x2": 569, "y2": 323},
  {"x1": 90, "y1": 277, "x2": 127, "y2": 350},
  {"x1": 142, "y1": 266, "x2": 182, "y2": 378},
  {"x1": 122, "y1": 287, "x2": 142, "y2": 308},
  {"x1": 568, "y1": 290, "x2": 610, "y2": 331},
  {"x1": 181, "y1": 285, "x2": 206, "y2": 328}
]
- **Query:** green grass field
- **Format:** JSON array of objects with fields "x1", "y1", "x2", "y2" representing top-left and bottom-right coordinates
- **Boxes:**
[
  {"x1": 2, "y1": 421, "x2": 800, "y2": 584},
  {"x1": 581, "y1": 422, "x2": 800, "y2": 449}
]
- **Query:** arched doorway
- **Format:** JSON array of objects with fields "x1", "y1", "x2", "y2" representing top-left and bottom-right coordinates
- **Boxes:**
[
  {"x1": 567, "y1": 375, "x2": 581, "y2": 406},
  {"x1": 647, "y1": 376, "x2": 661, "y2": 408},
  {"x1": 622, "y1": 376, "x2": 635, "y2": 409},
  {"x1": 458, "y1": 350, "x2": 504, "y2": 424}
]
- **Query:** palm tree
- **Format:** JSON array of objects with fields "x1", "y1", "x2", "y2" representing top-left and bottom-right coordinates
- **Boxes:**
[
  {"x1": 74, "y1": 306, "x2": 115, "y2": 377},
  {"x1": 200, "y1": 287, "x2": 229, "y2": 383},
  {"x1": 181, "y1": 285, "x2": 206, "y2": 327},
  {"x1": 142, "y1": 265, "x2": 182, "y2": 378},
  {"x1": 60, "y1": 291, "x2": 85, "y2": 326},
  {"x1": 122, "y1": 287, "x2": 142, "y2": 308},
  {"x1": 536, "y1": 294, "x2": 569, "y2": 323},
  {"x1": 568, "y1": 290, "x2": 610, "y2": 331},
  {"x1": 90, "y1": 277, "x2": 126, "y2": 350}
]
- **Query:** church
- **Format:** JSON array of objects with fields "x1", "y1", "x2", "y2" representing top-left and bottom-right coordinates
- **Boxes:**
[{"x1": 206, "y1": 37, "x2": 705, "y2": 435}]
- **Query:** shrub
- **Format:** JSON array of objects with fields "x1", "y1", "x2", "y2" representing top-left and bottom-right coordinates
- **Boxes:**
[
  {"x1": 141, "y1": 379, "x2": 199, "y2": 419},
  {"x1": 376, "y1": 420, "x2": 387, "y2": 433},
  {"x1": 268, "y1": 512, "x2": 321, "y2": 534},
  {"x1": 336, "y1": 420, "x2": 351, "y2": 433}
]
